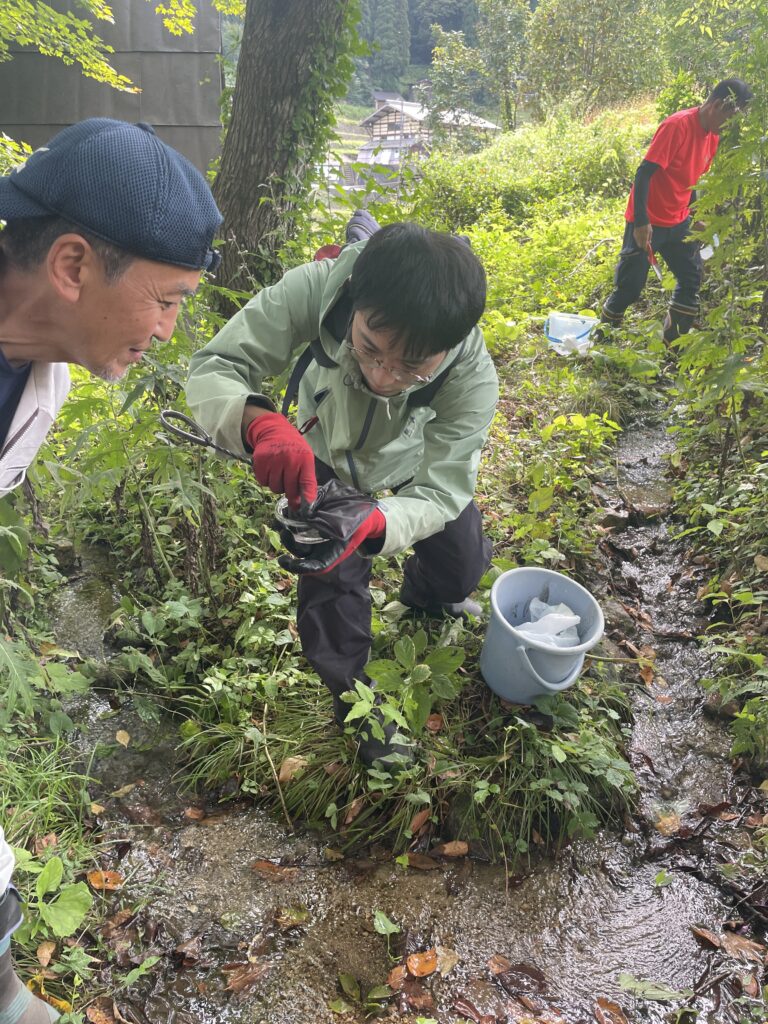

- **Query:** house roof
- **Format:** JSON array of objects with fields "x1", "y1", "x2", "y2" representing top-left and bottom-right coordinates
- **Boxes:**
[
  {"x1": 372, "y1": 90, "x2": 403, "y2": 102},
  {"x1": 360, "y1": 101, "x2": 500, "y2": 132}
]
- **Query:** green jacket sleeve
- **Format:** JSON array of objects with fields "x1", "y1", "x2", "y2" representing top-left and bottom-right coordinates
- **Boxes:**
[{"x1": 185, "y1": 259, "x2": 332, "y2": 455}]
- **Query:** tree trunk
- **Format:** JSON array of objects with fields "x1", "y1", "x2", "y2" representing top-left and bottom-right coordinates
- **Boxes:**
[{"x1": 213, "y1": 0, "x2": 354, "y2": 301}]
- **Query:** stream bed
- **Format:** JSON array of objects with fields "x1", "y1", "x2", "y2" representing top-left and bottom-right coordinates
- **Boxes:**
[{"x1": 51, "y1": 419, "x2": 763, "y2": 1024}]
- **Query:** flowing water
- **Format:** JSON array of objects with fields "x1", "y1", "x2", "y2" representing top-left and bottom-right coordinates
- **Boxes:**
[{"x1": 50, "y1": 420, "x2": 754, "y2": 1024}]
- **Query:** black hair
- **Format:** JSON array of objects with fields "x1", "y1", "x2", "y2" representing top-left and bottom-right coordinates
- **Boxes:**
[
  {"x1": 0, "y1": 216, "x2": 134, "y2": 282},
  {"x1": 708, "y1": 78, "x2": 753, "y2": 111},
  {"x1": 348, "y1": 221, "x2": 487, "y2": 359}
]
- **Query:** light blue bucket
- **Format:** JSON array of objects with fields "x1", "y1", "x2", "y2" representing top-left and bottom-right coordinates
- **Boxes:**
[{"x1": 480, "y1": 567, "x2": 604, "y2": 705}]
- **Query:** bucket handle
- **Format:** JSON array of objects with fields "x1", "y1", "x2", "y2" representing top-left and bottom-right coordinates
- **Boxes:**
[{"x1": 517, "y1": 645, "x2": 582, "y2": 693}]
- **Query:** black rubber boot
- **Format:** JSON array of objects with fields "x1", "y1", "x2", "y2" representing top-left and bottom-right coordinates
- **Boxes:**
[{"x1": 333, "y1": 693, "x2": 414, "y2": 769}]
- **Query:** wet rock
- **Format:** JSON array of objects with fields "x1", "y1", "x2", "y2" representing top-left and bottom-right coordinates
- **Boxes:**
[
  {"x1": 597, "y1": 507, "x2": 630, "y2": 530},
  {"x1": 52, "y1": 537, "x2": 77, "y2": 572},
  {"x1": 600, "y1": 600, "x2": 635, "y2": 634}
]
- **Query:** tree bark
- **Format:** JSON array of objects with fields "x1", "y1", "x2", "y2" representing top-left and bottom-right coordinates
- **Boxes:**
[{"x1": 212, "y1": 0, "x2": 354, "y2": 302}]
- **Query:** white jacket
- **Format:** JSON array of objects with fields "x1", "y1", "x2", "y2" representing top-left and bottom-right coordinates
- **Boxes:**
[
  {"x1": 0, "y1": 361, "x2": 70, "y2": 497},
  {"x1": 0, "y1": 360, "x2": 70, "y2": 891}
]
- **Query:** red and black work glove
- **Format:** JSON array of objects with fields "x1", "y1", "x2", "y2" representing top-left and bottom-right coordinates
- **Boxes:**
[
  {"x1": 245, "y1": 411, "x2": 318, "y2": 510},
  {"x1": 277, "y1": 479, "x2": 386, "y2": 575}
]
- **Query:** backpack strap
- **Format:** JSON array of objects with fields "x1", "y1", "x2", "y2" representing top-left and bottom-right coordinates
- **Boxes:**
[{"x1": 406, "y1": 338, "x2": 466, "y2": 408}]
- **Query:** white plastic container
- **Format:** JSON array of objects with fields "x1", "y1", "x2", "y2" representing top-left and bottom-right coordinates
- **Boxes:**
[{"x1": 544, "y1": 312, "x2": 598, "y2": 357}]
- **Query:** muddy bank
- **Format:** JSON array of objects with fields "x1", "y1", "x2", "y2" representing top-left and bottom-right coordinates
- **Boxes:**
[{"x1": 50, "y1": 419, "x2": 761, "y2": 1024}]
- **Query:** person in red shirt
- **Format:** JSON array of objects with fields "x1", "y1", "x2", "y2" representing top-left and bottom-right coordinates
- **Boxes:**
[{"x1": 601, "y1": 78, "x2": 752, "y2": 341}]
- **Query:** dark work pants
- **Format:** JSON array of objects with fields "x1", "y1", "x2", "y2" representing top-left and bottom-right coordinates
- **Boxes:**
[
  {"x1": 603, "y1": 217, "x2": 702, "y2": 334},
  {"x1": 297, "y1": 461, "x2": 492, "y2": 700}
]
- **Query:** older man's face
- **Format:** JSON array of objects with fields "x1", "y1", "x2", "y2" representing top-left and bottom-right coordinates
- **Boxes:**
[{"x1": 74, "y1": 256, "x2": 201, "y2": 381}]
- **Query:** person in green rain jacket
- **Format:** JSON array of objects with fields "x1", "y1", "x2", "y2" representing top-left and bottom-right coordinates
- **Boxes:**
[{"x1": 186, "y1": 222, "x2": 498, "y2": 765}]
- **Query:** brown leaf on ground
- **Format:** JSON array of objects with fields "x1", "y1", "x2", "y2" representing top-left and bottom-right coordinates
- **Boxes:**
[
  {"x1": 86, "y1": 997, "x2": 117, "y2": 1024},
  {"x1": 738, "y1": 973, "x2": 761, "y2": 998},
  {"x1": 277, "y1": 755, "x2": 308, "y2": 783},
  {"x1": 488, "y1": 953, "x2": 512, "y2": 975},
  {"x1": 222, "y1": 960, "x2": 271, "y2": 996},
  {"x1": 409, "y1": 807, "x2": 431, "y2": 833},
  {"x1": 745, "y1": 813, "x2": 768, "y2": 828},
  {"x1": 36, "y1": 942, "x2": 56, "y2": 967},
  {"x1": 90, "y1": 803, "x2": 106, "y2": 815},
  {"x1": 33, "y1": 833, "x2": 58, "y2": 856},
  {"x1": 184, "y1": 806, "x2": 206, "y2": 821},
  {"x1": 425, "y1": 713, "x2": 443, "y2": 733},
  {"x1": 639, "y1": 663, "x2": 654, "y2": 687},
  {"x1": 250, "y1": 859, "x2": 299, "y2": 881},
  {"x1": 343, "y1": 795, "x2": 366, "y2": 825},
  {"x1": 109, "y1": 783, "x2": 138, "y2": 799},
  {"x1": 690, "y1": 925, "x2": 721, "y2": 948},
  {"x1": 115, "y1": 730, "x2": 130, "y2": 748},
  {"x1": 436, "y1": 944, "x2": 460, "y2": 975},
  {"x1": 721, "y1": 932, "x2": 766, "y2": 963},
  {"x1": 397, "y1": 979, "x2": 435, "y2": 1012},
  {"x1": 405, "y1": 852, "x2": 441, "y2": 871},
  {"x1": 654, "y1": 813, "x2": 681, "y2": 837},
  {"x1": 754, "y1": 554, "x2": 768, "y2": 572},
  {"x1": 431, "y1": 840, "x2": 469, "y2": 858},
  {"x1": 452, "y1": 996, "x2": 486, "y2": 1023},
  {"x1": 387, "y1": 964, "x2": 407, "y2": 991},
  {"x1": 100, "y1": 909, "x2": 134, "y2": 940},
  {"x1": 595, "y1": 996, "x2": 629, "y2": 1024},
  {"x1": 494, "y1": 962, "x2": 547, "y2": 996},
  {"x1": 406, "y1": 948, "x2": 438, "y2": 977},
  {"x1": 87, "y1": 870, "x2": 124, "y2": 891},
  {"x1": 174, "y1": 934, "x2": 203, "y2": 967}
]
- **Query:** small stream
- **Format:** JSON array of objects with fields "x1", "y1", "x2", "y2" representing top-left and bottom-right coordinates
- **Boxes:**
[{"x1": 51, "y1": 420, "x2": 751, "y2": 1024}]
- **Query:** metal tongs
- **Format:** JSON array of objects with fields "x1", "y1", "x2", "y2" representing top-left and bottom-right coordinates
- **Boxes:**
[{"x1": 159, "y1": 409, "x2": 250, "y2": 464}]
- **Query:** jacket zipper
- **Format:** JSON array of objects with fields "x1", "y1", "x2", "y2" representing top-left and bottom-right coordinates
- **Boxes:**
[
  {"x1": 0, "y1": 409, "x2": 38, "y2": 462},
  {"x1": 345, "y1": 397, "x2": 377, "y2": 490}
]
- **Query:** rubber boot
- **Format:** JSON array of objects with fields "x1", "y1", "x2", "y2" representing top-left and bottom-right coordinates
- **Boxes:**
[
  {"x1": 663, "y1": 305, "x2": 697, "y2": 342},
  {"x1": 333, "y1": 692, "x2": 414, "y2": 770},
  {"x1": 400, "y1": 579, "x2": 483, "y2": 621},
  {"x1": 0, "y1": 889, "x2": 59, "y2": 1024}
]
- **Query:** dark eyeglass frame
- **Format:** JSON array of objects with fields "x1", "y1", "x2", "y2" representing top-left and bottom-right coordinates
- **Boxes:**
[{"x1": 344, "y1": 323, "x2": 437, "y2": 386}]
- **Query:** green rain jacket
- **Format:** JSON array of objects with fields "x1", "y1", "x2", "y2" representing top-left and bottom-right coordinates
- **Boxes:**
[{"x1": 185, "y1": 241, "x2": 499, "y2": 557}]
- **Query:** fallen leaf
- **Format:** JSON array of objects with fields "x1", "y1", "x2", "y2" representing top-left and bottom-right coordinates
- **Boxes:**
[
  {"x1": 452, "y1": 995, "x2": 485, "y2": 1023},
  {"x1": 406, "y1": 852, "x2": 441, "y2": 871},
  {"x1": 324, "y1": 847, "x2": 344, "y2": 862},
  {"x1": 495, "y1": 962, "x2": 547, "y2": 996},
  {"x1": 745, "y1": 814, "x2": 766, "y2": 828},
  {"x1": 406, "y1": 948, "x2": 438, "y2": 977},
  {"x1": 250, "y1": 859, "x2": 299, "y2": 881},
  {"x1": 338, "y1": 973, "x2": 360, "y2": 1001},
  {"x1": 174, "y1": 934, "x2": 203, "y2": 967},
  {"x1": 115, "y1": 730, "x2": 130, "y2": 748},
  {"x1": 222, "y1": 960, "x2": 271, "y2": 996},
  {"x1": 721, "y1": 932, "x2": 766, "y2": 963},
  {"x1": 639, "y1": 663, "x2": 655, "y2": 687},
  {"x1": 109, "y1": 783, "x2": 137, "y2": 798},
  {"x1": 387, "y1": 964, "x2": 407, "y2": 991},
  {"x1": 86, "y1": 997, "x2": 116, "y2": 1024},
  {"x1": 436, "y1": 944, "x2": 460, "y2": 975},
  {"x1": 718, "y1": 811, "x2": 739, "y2": 821},
  {"x1": 90, "y1": 803, "x2": 106, "y2": 815},
  {"x1": 343, "y1": 796, "x2": 366, "y2": 825},
  {"x1": 690, "y1": 925, "x2": 721, "y2": 948},
  {"x1": 87, "y1": 870, "x2": 124, "y2": 891},
  {"x1": 654, "y1": 813, "x2": 680, "y2": 837},
  {"x1": 488, "y1": 953, "x2": 512, "y2": 975},
  {"x1": 184, "y1": 807, "x2": 206, "y2": 821},
  {"x1": 431, "y1": 840, "x2": 469, "y2": 858},
  {"x1": 595, "y1": 996, "x2": 629, "y2": 1024},
  {"x1": 425, "y1": 713, "x2": 443, "y2": 733},
  {"x1": 754, "y1": 554, "x2": 768, "y2": 572},
  {"x1": 398, "y1": 978, "x2": 435, "y2": 1012},
  {"x1": 33, "y1": 833, "x2": 58, "y2": 855},
  {"x1": 738, "y1": 973, "x2": 761, "y2": 998},
  {"x1": 409, "y1": 807, "x2": 432, "y2": 834},
  {"x1": 278, "y1": 755, "x2": 308, "y2": 783},
  {"x1": 36, "y1": 942, "x2": 56, "y2": 967},
  {"x1": 274, "y1": 904, "x2": 310, "y2": 929}
]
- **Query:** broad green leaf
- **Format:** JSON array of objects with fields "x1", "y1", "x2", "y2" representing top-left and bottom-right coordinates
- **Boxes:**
[
  {"x1": 372, "y1": 910, "x2": 400, "y2": 935},
  {"x1": 338, "y1": 973, "x2": 360, "y2": 1002},
  {"x1": 38, "y1": 882, "x2": 92, "y2": 937},
  {"x1": 394, "y1": 637, "x2": 416, "y2": 671},
  {"x1": 36, "y1": 856, "x2": 64, "y2": 900},
  {"x1": 425, "y1": 647, "x2": 464, "y2": 674}
]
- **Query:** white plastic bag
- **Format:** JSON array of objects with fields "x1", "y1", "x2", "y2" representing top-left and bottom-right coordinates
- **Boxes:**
[{"x1": 516, "y1": 597, "x2": 581, "y2": 648}]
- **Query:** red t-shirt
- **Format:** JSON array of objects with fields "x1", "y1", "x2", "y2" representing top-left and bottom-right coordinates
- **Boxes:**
[{"x1": 626, "y1": 107, "x2": 719, "y2": 226}]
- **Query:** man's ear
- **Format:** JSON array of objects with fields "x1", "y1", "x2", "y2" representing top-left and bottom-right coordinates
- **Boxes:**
[{"x1": 46, "y1": 234, "x2": 95, "y2": 303}]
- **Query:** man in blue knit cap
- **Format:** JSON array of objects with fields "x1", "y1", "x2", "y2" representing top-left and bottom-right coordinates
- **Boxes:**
[{"x1": 0, "y1": 118, "x2": 221, "y2": 1023}]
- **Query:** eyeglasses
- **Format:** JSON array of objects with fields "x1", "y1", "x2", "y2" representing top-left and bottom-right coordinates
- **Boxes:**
[
  {"x1": 344, "y1": 342, "x2": 437, "y2": 385},
  {"x1": 343, "y1": 319, "x2": 442, "y2": 386}
]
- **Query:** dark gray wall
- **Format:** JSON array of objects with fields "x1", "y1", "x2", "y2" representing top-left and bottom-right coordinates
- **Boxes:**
[{"x1": 0, "y1": 0, "x2": 223, "y2": 172}]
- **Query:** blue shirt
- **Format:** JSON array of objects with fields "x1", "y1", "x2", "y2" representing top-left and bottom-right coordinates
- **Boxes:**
[{"x1": 0, "y1": 348, "x2": 31, "y2": 450}]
